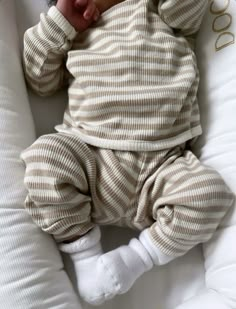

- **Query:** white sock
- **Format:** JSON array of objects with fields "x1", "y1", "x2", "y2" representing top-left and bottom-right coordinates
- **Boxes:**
[
  {"x1": 59, "y1": 227, "x2": 174, "y2": 306},
  {"x1": 96, "y1": 237, "x2": 154, "y2": 297},
  {"x1": 59, "y1": 226, "x2": 107, "y2": 304},
  {"x1": 59, "y1": 227, "x2": 154, "y2": 305},
  {"x1": 91, "y1": 229, "x2": 175, "y2": 304},
  {"x1": 139, "y1": 229, "x2": 175, "y2": 265}
]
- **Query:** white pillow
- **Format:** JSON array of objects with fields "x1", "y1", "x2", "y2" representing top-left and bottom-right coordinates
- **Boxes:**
[
  {"x1": 196, "y1": 0, "x2": 236, "y2": 229},
  {"x1": 176, "y1": 1, "x2": 236, "y2": 308},
  {"x1": 195, "y1": 0, "x2": 236, "y2": 194},
  {"x1": 0, "y1": 1, "x2": 82, "y2": 308}
]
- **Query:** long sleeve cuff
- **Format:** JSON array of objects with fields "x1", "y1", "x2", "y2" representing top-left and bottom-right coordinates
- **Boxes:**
[{"x1": 47, "y1": 6, "x2": 78, "y2": 40}]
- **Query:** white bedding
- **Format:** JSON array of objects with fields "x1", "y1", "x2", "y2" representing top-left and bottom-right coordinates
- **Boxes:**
[{"x1": 0, "y1": 0, "x2": 235, "y2": 308}]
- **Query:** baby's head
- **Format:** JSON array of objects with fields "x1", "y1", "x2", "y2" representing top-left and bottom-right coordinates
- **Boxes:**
[{"x1": 47, "y1": 0, "x2": 125, "y2": 12}]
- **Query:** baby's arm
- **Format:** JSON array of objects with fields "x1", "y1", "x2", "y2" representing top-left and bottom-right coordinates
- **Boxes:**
[
  {"x1": 158, "y1": 0, "x2": 208, "y2": 37},
  {"x1": 23, "y1": 7, "x2": 76, "y2": 96},
  {"x1": 23, "y1": 0, "x2": 99, "y2": 96}
]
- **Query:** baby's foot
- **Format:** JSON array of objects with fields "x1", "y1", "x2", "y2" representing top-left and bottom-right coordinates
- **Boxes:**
[
  {"x1": 60, "y1": 227, "x2": 173, "y2": 305},
  {"x1": 79, "y1": 239, "x2": 153, "y2": 305}
]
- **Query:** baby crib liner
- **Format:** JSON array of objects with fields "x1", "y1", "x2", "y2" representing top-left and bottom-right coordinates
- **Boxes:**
[{"x1": 0, "y1": 0, "x2": 235, "y2": 308}]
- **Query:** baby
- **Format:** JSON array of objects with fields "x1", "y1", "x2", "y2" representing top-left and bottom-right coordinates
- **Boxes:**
[{"x1": 21, "y1": 0, "x2": 234, "y2": 305}]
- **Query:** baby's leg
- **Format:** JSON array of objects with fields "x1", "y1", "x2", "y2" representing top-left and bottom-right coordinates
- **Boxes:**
[
  {"x1": 21, "y1": 132, "x2": 96, "y2": 242},
  {"x1": 140, "y1": 149, "x2": 234, "y2": 265},
  {"x1": 80, "y1": 149, "x2": 234, "y2": 305},
  {"x1": 22, "y1": 134, "x2": 147, "y2": 305},
  {"x1": 21, "y1": 133, "x2": 107, "y2": 301}
]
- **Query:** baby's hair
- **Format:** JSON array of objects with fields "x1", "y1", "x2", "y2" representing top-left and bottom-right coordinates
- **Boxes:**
[{"x1": 47, "y1": 0, "x2": 58, "y2": 6}]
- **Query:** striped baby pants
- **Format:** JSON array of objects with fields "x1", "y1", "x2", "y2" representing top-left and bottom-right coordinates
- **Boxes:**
[{"x1": 21, "y1": 133, "x2": 234, "y2": 257}]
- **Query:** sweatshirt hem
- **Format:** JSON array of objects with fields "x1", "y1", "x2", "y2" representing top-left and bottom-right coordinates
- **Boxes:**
[{"x1": 55, "y1": 125, "x2": 202, "y2": 152}]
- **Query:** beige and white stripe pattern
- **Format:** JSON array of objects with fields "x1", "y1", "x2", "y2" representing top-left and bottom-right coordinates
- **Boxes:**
[
  {"x1": 21, "y1": 133, "x2": 234, "y2": 256},
  {"x1": 23, "y1": 0, "x2": 208, "y2": 151}
]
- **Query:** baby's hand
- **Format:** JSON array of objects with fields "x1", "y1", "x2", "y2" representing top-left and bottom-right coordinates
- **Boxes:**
[{"x1": 56, "y1": 0, "x2": 100, "y2": 32}]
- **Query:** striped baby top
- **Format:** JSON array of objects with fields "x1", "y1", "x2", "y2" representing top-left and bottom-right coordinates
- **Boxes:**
[{"x1": 23, "y1": 0, "x2": 208, "y2": 151}]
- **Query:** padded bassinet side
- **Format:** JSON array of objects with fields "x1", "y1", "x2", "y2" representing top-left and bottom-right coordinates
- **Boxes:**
[{"x1": 0, "y1": 1, "x2": 83, "y2": 308}]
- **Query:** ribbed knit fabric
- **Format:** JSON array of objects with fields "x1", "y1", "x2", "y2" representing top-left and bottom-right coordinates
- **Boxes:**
[
  {"x1": 21, "y1": 133, "x2": 234, "y2": 256},
  {"x1": 23, "y1": 0, "x2": 207, "y2": 151}
]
